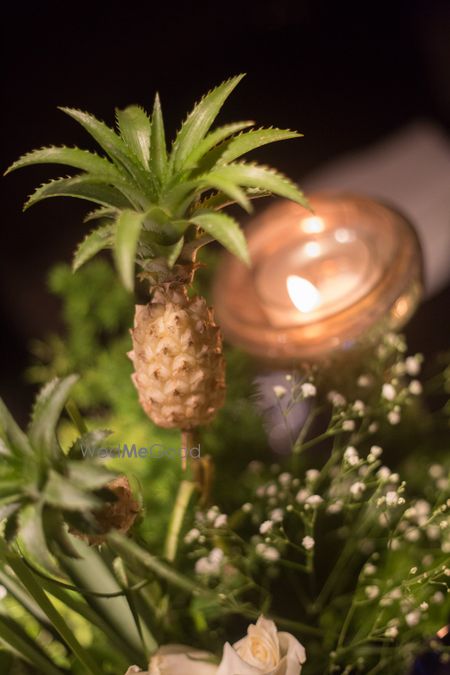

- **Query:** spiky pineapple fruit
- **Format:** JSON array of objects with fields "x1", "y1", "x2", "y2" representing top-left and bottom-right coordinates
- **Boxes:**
[
  {"x1": 129, "y1": 282, "x2": 225, "y2": 429},
  {"x1": 6, "y1": 74, "x2": 308, "y2": 433}
]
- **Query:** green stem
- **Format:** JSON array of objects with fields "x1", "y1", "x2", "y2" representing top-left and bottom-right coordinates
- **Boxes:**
[{"x1": 164, "y1": 479, "x2": 196, "y2": 562}]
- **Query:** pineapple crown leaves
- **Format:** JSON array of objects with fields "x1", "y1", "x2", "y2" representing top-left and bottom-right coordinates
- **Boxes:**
[
  {"x1": 5, "y1": 74, "x2": 308, "y2": 291},
  {"x1": 0, "y1": 377, "x2": 117, "y2": 568}
]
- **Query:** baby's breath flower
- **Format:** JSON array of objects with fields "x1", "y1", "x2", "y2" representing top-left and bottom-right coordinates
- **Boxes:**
[
  {"x1": 214, "y1": 514, "x2": 228, "y2": 528},
  {"x1": 206, "y1": 506, "x2": 220, "y2": 522},
  {"x1": 388, "y1": 409, "x2": 401, "y2": 425},
  {"x1": 273, "y1": 385, "x2": 287, "y2": 399},
  {"x1": 357, "y1": 374, "x2": 372, "y2": 387},
  {"x1": 270, "y1": 508, "x2": 284, "y2": 523},
  {"x1": 328, "y1": 391, "x2": 346, "y2": 407},
  {"x1": 278, "y1": 472, "x2": 292, "y2": 486},
  {"x1": 385, "y1": 491, "x2": 401, "y2": 507},
  {"x1": 305, "y1": 495, "x2": 324, "y2": 508},
  {"x1": 409, "y1": 380, "x2": 422, "y2": 395},
  {"x1": 405, "y1": 528, "x2": 420, "y2": 542},
  {"x1": 184, "y1": 528, "x2": 200, "y2": 544},
  {"x1": 365, "y1": 585, "x2": 379, "y2": 599},
  {"x1": 266, "y1": 484, "x2": 278, "y2": 497},
  {"x1": 368, "y1": 422, "x2": 379, "y2": 434},
  {"x1": 350, "y1": 482, "x2": 366, "y2": 498},
  {"x1": 352, "y1": 400, "x2": 365, "y2": 414},
  {"x1": 429, "y1": 464, "x2": 444, "y2": 479},
  {"x1": 302, "y1": 536, "x2": 315, "y2": 551},
  {"x1": 382, "y1": 383, "x2": 396, "y2": 401},
  {"x1": 327, "y1": 500, "x2": 343, "y2": 514},
  {"x1": 259, "y1": 520, "x2": 273, "y2": 535},
  {"x1": 405, "y1": 355, "x2": 421, "y2": 376},
  {"x1": 363, "y1": 563, "x2": 377, "y2": 576},
  {"x1": 385, "y1": 626, "x2": 399, "y2": 638},
  {"x1": 242, "y1": 502, "x2": 253, "y2": 513},
  {"x1": 377, "y1": 466, "x2": 391, "y2": 481},
  {"x1": 306, "y1": 469, "x2": 320, "y2": 483},
  {"x1": 370, "y1": 445, "x2": 383, "y2": 458},
  {"x1": 406, "y1": 610, "x2": 421, "y2": 627},
  {"x1": 256, "y1": 543, "x2": 280, "y2": 561},
  {"x1": 301, "y1": 382, "x2": 317, "y2": 398},
  {"x1": 285, "y1": 374, "x2": 292, "y2": 381},
  {"x1": 261, "y1": 546, "x2": 280, "y2": 561},
  {"x1": 195, "y1": 548, "x2": 224, "y2": 576},
  {"x1": 432, "y1": 591, "x2": 445, "y2": 604},
  {"x1": 342, "y1": 420, "x2": 356, "y2": 432},
  {"x1": 420, "y1": 602, "x2": 429, "y2": 611},
  {"x1": 296, "y1": 489, "x2": 310, "y2": 504},
  {"x1": 344, "y1": 446, "x2": 359, "y2": 466}
]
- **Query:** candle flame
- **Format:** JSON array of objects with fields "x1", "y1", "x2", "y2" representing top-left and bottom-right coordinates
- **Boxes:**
[
  {"x1": 301, "y1": 215, "x2": 325, "y2": 234},
  {"x1": 287, "y1": 275, "x2": 321, "y2": 313}
]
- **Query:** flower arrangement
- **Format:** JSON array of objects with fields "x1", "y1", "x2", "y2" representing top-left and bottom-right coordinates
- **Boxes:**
[{"x1": 0, "y1": 77, "x2": 449, "y2": 675}]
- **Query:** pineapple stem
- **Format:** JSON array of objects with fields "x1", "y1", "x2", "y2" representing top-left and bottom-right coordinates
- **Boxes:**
[
  {"x1": 181, "y1": 429, "x2": 196, "y2": 471},
  {"x1": 164, "y1": 479, "x2": 196, "y2": 562}
]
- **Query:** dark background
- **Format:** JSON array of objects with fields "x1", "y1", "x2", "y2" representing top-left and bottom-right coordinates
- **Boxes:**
[{"x1": 1, "y1": 0, "x2": 450, "y2": 422}]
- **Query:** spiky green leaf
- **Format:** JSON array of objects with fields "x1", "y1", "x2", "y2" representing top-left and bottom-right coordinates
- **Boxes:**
[
  {"x1": 4, "y1": 145, "x2": 123, "y2": 180},
  {"x1": 205, "y1": 162, "x2": 308, "y2": 207},
  {"x1": 67, "y1": 429, "x2": 112, "y2": 460},
  {"x1": 198, "y1": 175, "x2": 251, "y2": 212},
  {"x1": 0, "y1": 398, "x2": 33, "y2": 456},
  {"x1": 200, "y1": 127, "x2": 302, "y2": 170},
  {"x1": 59, "y1": 107, "x2": 156, "y2": 200},
  {"x1": 190, "y1": 211, "x2": 250, "y2": 265},
  {"x1": 67, "y1": 461, "x2": 117, "y2": 490},
  {"x1": 28, "y1": 376, "x2": 78, "y2": 455},
  {"x1": 149, "y1": 93, "x2": 168, "y2": 184},
  {"x1": 84, "y1": 206, "x2": 118, "y2": 222},
  {"x1": 184, "y1": 120, "x2": 254, "y2": 168},
  {"x1": 116, "y1": 105, "x2": 151, "y2": 168},
  {"x1": 170, "y1": 74, "x2": 245, "y2": 172},
  {"x1": 25, "y1": 175, "x2": 133, "y2": 211},
  {"x1": 72, "y1": 223, "x2": 114, "y2": 271},
  {"x1": 166, "y1": 236, "x2": 184, "y2": 268},
  {"x1": 114, "y1": 210, "x2": 146, "y2": 291},
  {"x1": 44, "y1": 470, "x2": 101, "y2": 511}
]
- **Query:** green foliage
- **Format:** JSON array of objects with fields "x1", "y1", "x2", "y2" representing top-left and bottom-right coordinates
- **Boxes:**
[
  {"x1": 0, "y1": 376, "x2": 119, "y2": 571},
  {"x1": 6, "y1": 75, "x2": 308, "y2": 288}
]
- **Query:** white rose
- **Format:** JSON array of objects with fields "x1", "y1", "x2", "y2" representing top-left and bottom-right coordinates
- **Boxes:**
[
  {"x1": 217, "y1": 616, "x2": 306, "y2": 675},
  {"x1": 125, "y1": 645, "x2": 218, "y2": 675}
]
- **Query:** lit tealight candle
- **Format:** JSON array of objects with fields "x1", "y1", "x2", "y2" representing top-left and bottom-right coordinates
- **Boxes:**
[{"x1": 213, "y1": 193, "x2": 423, "y2": 363}]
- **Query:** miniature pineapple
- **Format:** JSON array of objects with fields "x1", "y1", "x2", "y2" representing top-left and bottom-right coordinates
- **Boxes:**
[
  {"x1": 129, "y1": 284, "x2": 225, "y2": 429},
  {"x1": 6, "y1": 74, "x2": 308, "y2": 433}
]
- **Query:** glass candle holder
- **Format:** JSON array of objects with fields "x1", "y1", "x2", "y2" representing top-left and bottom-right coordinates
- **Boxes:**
[{"x1": 213, "y1": 193, "x2": 423, "y2": 364}]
